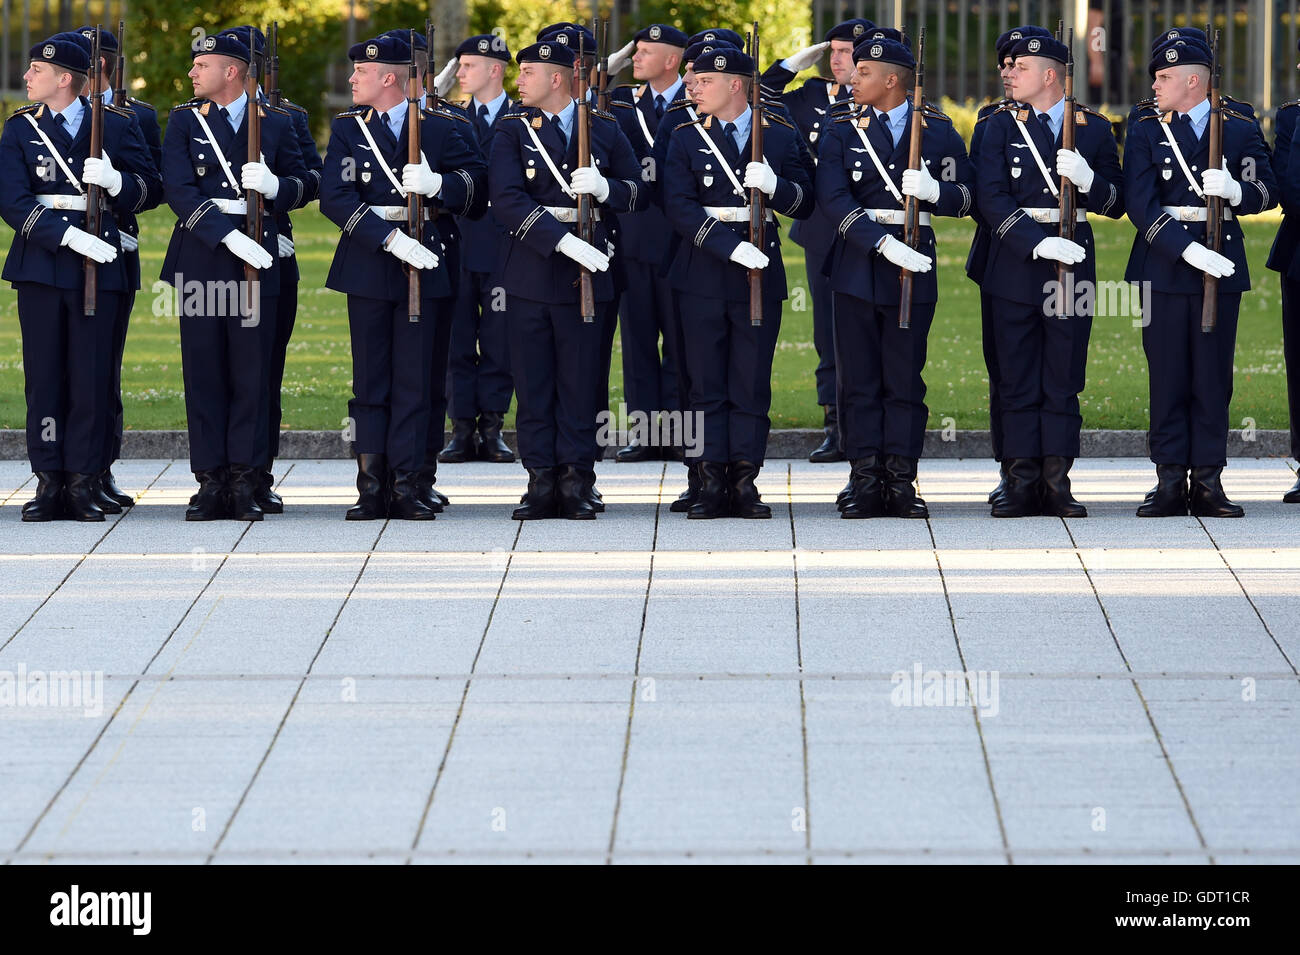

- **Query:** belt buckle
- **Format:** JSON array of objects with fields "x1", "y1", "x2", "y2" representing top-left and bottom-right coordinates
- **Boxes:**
[
  {"x1": 55, "y1": 196, "x2": 72, "y2": 210},
  {"x1": 1180, "y1": 208, "x2": 1197, "y2": 222}
]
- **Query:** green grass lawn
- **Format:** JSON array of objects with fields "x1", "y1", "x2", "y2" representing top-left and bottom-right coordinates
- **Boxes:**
[{"x1": 0, "y1": 207, "x2": 1289, "y2": 431}]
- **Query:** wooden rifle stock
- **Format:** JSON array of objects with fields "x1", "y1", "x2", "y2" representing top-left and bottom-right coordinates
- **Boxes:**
[
  {"x1": 748, "y1": 22, "x2": 764, "y2": 327},
  {"x1": 1202, "y1": 30, "x2": 1223, "y2": 333},
  {"x1": 1057, "y1": 28, "x2": 1076, "y2": 317},
  {"x1": 84, "y1": 26, "x2": 105, "y2": 316},
  {"x1": 406, "y1": 29, "x2": 422, "y2": 323},
  {"x1": 575, "y1": 35, "x2": 596, "y2": 324},
  {"x1": 898, "y1": 27, "x2": 926, "y2": 330}
]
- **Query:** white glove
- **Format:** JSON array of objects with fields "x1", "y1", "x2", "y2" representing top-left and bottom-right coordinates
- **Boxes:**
[
  {"x1": 556, "y1": 233, "x2": 610, "y2": 272},
  {"x1": 1055, "y1": 148, "x2": 1095, "y2": 193},
  {"x1": 240, "y1": 161, "x2": 280, "y2": 199},
  {"x1": 901, "y1": 164, "x2": 940, "y2": 203},
  {"x1": 1180, "y1": 241, "x2": 1235, "y2": 278},
  {"x1": 61, "y1": 225, "x2": 117, "y2": 263},
  {"x1": 119, "y1": 232, "x2": 139, "y2": 252},
  {"x1": 570, "y1": 166, "x2": 610, "y2": 203},
  {"x1": 434, "y1": 56, "x2": 458, "y2": 97},
  {"x1": 221, "y1": 230, "x2": 273, "y2": 269},
  {"x1": 782, "y1": 41, "x2": 829, "y2": 73},
  {"x1": 277, "y1": 234, "x2": 295, "y2": 258},
  {"x1": 728, "y1": 241, "x2": 770, "y2": 270},
  {"x1": 82, "y1": 153, "x2": 122, "y2": 196},
  {"x1": 385, "y1": 231, "x2": 439, "y2": 270},
  {"x1": 608, "y1": 40, "x2": 637, "y2": 75},
  {"x1": 1201, "y1": 166, "x2": 1242, "y2": 206},
  {"x1": 743, "y1": 160, "x2": 778, "y2": 197},
  {"x1": 402, "y1": 156, "x2": 442, "y2": 198},
  {"x1": 1032, "y1": 236, "x2": 1087, "y2": 264},
  {"x1": 876, "y1": 234, "x2": 932, "y2": 272}
]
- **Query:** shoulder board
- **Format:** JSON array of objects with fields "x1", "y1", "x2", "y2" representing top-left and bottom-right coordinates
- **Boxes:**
[
  {"x1": 920, "y1": 104, "x2": 952, "y2": 123},
  {"x1": 833, "y1": 110, "x2": 859, "y2": 124},
  {"x1": 278, "y1": 98, "x2": 308, "y2": 115},
  {"x1": 828, "y1": 99, "x2": 855, "y2": 113},
  {"x1": 760, "y1": 109, "x2": 794, "y2": 130},
  {"x1": 611, "y1": 99, "x2": 634, "y2": 109},
  {"x1": 504, "y1": 109, "x2": 532, "y2": 121},
  {"x1": 7, "y1": 103, "x2": 42, "y2": 120},
  {"x1": 105, "y1": 103, "x2": 134, "y2": 118},
  {"x1": 1077, "y1": 104, "x2": 1110, "y2": 119},
  {"x1": 125, "y1": 96, "x2": 156, "y2": 112},
  {"x1": 977, "y1": 101, "x2": 1019, "y2": 123},
  {"x1": 453, "y1": 99, "x2": 470, "y2": 109},
  {"x1": 1139, "y1": 111, "x2": 1165, "y2": 122},
  {"x1": 1224, "y1": 95, "x2": 1253, "y2": 111},
  {"x1": 335, "y1": 106, "x2": 366, "y2": 118},
  {"x1": 172, "y1": 98, "x2": 204, "y2": 112},
  {"x1": 977, "y1": 99, "x2": 1011, "y2": 118},
  {"x1": 592, "y1": 108, "x2": 616, "y2": 122},
  {"x1": 261, "y1": 104, "x2": 290, "y2": 117},
  {"x1": 1224, "y1": 108, "x2": 1252, "y2": 122},
  {"x1": 424, "y1": 105, "x2": 471, "y2": 124},
  {"x1": 1279, "y1": 99, "x2": 1300, "y2": 111}
]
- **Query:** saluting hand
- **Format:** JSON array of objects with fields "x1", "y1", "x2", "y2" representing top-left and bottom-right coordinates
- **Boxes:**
[
  {"x1": 608, "y1": 40, "x2": 637, "y2": 75},
  {"x1": 434, "y1": 57, "x2": 459, "y2": 97},
  {"x1": 783, "y1": 41, "x2": 830, "y2": 73}
]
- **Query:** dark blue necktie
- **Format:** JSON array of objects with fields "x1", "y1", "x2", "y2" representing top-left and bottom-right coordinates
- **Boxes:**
[
  {"x1": 654, "y1": 94, "x2": 665, "y2": 118},
  {"x1": 551, "y1": 114, "x2": 566, "y2": 147},
  {"x1": 1037, "y1": 111, "x2": 1054, "y2": 142},
  {"x1": 723, "y1": 121, "x2": 738, "y2": 154}
]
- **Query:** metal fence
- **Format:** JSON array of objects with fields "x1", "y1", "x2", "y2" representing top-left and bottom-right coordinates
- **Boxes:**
[{"x1": 4, "y1": 0, "x2": 1297, "y2": 123}]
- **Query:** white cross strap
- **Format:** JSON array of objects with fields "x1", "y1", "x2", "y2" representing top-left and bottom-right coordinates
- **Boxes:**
[
  {"x1": 191, "y1": 108, "x2": 243, "y2": 197},
  {"x1": 1158, "y1": 119, "x2": 1204, "y2": 200},
  {"x1": 850, "y1": 117, "x2": 903, "y2": 204},
  {"x1": 1012, "y1": 116, "x2": 1059, "y2": 199},
  {"x1": 22, "y1": 114, "x2": 83, "y2": 194},
  {"x1": 521, "y1": 116, "x2": 577, "y2": 199},
  {"x1": 354, "y1": 114, "x2": 409, "y2": 198},
  {"x1": 633, "y1": 85, "x2": 655, "y2": 149},
  {"x1": 692, "y1": 121, "x2": 746, "y2": 198}
]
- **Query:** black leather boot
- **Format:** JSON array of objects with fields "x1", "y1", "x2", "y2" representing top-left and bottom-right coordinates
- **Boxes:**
[
  {"x1": 557, "y1": 465, "x2": 597, "y2": 519},
  {"x1": 1284, "y1": 473, "x2": 1300, "y2": 504},
  {"x1": 477, "y1": 411, "x2": 515, "y2": 463},
  {"x1": 389, "y1": 470, "x2": 437, "y2": 520},
  {"x1": 100, "y1": 468, "x2": 134, "y2": 508},
  {"x1": 1189, "y1": 466, "x2": 1244, "y2": 518},
  {"x1": 808, "y1": 404, "x2": 844, "y2": 463},
  {"x1": 687, "y1": 461, "x2": 729, "y2": 519},
  {"x1": 1040, "y1": 455, "x2": 1087, "y2": 518},
  {"x1": 63, "y1": 473, "x2": 106, "y2": 522},
  {"x1": 841, "y1": 457, "x2": 887, "y2": 519},
  {"x1": 90, "y1": 473, "x2": 122, "y2": 514},
  {"x1": 256, "y1": 466, "x2": 284, "y2": 514},
  {"x1": 186, "y1": 469, "x2": 228, "y2": 521},
  {"x1": 670, "y1": 463, "x2": 700, "y2": 513},
  {"x1": 836, "y1": 481, "x2": 853, "y2": 511},
  {"x1": 580, "y1": 466, "x2": 604, "y2": 512},
  {"x1": 883, "y1": 454, "x2": 929, "y2": 518},
  {"x1": 1136, "y1": 464, "x2": 1189, "y2": 517},
  {"x1": 988, "y1": 460, "x2": 1009, "y2": 505},
  {"x1": 616, "y1": 437, "x2": 659, "y2": 462},
  {"x1": 991, "y1": 458, "x2": 1042, "y2": 517},
  {"x1": 513, "y1": 467, "x2": 558, "y2": 520},
  {"x1": 346, "y1": 453, "x2": 388, "y2": 521},
  {"x1": 228, "y1": 464, "x2": 264, "y2": 521},
  {"x1": 438, "y1": 418, "x2": 479, "y2": 463},
  {"x1": 21, "y1": 471, "x2": 65, "y2": 522},
  {"x1": 729, "y1": 461, "x2": 772, "y2": 518},
  {"x1": 414, "y1": 455, "x2": 445, "y2": 513}
]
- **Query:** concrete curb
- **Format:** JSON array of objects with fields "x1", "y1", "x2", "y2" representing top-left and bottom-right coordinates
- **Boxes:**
[{"x1": 1, "y1": 429, "x2": 1291, "y2": 460}]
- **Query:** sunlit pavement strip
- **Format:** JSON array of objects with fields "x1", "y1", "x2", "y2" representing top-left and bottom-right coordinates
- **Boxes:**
[{"x1": 0, "y1": 457, "x2": 1298, "y2": 866}]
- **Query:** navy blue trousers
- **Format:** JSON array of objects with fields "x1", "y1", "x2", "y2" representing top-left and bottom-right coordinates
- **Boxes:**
[
  {"x1": 445, "y1": 267, "x2": 513, "y2": 419},
  {"x1": 618, "y1": 258, "x2": 680, "y2": 418}
]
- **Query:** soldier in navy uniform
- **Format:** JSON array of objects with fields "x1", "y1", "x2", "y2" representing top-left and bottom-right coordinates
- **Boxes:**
[
  {"x1": 762, "y1": 18, "x2": 873, "y2": 464},
  {"x1": 1128, "y1": 29, "x2": 1259, "y2": 129},
  {"x1": 601, "y1": 24, "x2": 689, "y2": 462},
  {"x1": 662, "y1": 47, "x2": 815, "y2": 518},
  {"x1": 976, "y1": 34, "x2": 1125, "y2": 518},
  {"x1": 319, "y1": 34, "x2": 486, "y2": 521},
  {"x1": 1124, "y1": 37, "x2": 1276, "y2": 517},
  {"x1": 967, "y1": 25, "x2": 1052, "y2": 508},
  {"x1": 818, "y1": 38, "x2": 974, "y2": 518},
  {"x1": 72, "y1": 26, "x2": 163, "y2": 513},
  {"x1": 161, "y1": 32, "x2": 309, "y2": 521},
  {"x1": 1268, "y1": 41, "x2": 1300, "y2": 502},
  {"x1": 219, "y1": 25, "x2": 323, "y2": 515},
  {"x1": 436, "y1": 34, "x2": 517, "y2": 467},
  {"x1": 1, "y1": 36, "x2": 158, "y2": 521},
  {"x1": 489, "y1": 40, "x2": 648, "y2": 519}
]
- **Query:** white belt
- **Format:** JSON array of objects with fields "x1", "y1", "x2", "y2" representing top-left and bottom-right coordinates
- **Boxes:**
[
  {"x1": 704, "y1": 205, "x2": 775, "y2": 223},
  {"x1": 35, "y1": 194, "x2": 87, "y2": 211},
  {"x1": 1162, "y1": 204, "x2": 1233, "y2": 222},
  {"x1": 212, "y1": 198, "x2": 249, "y2": 215},
  {"x1": 370, "y1": 205, "x2": 432, "y2": 221},
  {"x1": 545, "y1": 205, "x2": 601, "y2": 223},
  {"x1": 864, "y1": 208, "x2": 932, "y2": 226},
  {"x1": 1019, "y1": 207, "x2": 1088, "y2": 224}
]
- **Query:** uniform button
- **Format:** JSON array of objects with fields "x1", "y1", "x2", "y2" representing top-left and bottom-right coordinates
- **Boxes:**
[
  {"x1": 198, "y1": 153, "x2": 205, "y2": 159},
  {"x1": 889, "y1": 164, "x2": 895, "y2": 169},
  {"x1": 363, "y1": 161, "x2": 370, "y2": 167},
  {"x1": 222, "y1": 182, "x2": 228, "y2": 187},
  {"x1": 562, "y1": 164, "x2": 568, "y2": 169},
  {"x1": 1043, "y1": 188, "x2": 1049, "y2": 194},
  {"x1": 1191, "y1": 165, "x2": 1197, "y2": 171}
]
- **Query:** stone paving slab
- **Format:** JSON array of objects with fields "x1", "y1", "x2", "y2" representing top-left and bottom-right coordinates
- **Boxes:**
[{"x1": 1, "y1": 458, "x2": 1297, "y2": 865}]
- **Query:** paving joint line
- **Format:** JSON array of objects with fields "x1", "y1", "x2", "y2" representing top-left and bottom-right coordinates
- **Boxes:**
[{"x1": 788, "y1": 462, "x2": 812, "y2": 865}]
